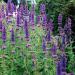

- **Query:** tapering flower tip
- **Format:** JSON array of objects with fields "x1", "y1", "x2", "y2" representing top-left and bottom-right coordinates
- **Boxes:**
[
  {"x1": 56, "y1": 61, "x2": 62, "y2": 75},
  {"x1": 42, "y1": 37, "x2": 46, "y2": 51},
  {"x1": 40, "y1": 4, "x2": 46, "y2": 15},
  {"x1": 10, "y1": 28, "x2": 15, "y2": 45},
  {"x1": 58, "y1": 13, "x2": 63, "y2": 26},
  {"x1": 51, "y1": 44, "x2": 57, "y2": 56},
  {"x1": 7, "y1": 2, "x2": 13, "y2": 14},
  {"x1": 24, "y1": 20, "x2": 29, "y2": 41},
  {"x1": 2, "y1": 26, "x2": 6, "y2": 43},
  {"x1": 0, "y1": 21, "x2": 2, "y2": 32},
  {"x1": 42, "y1": 14, "x2": 47, "y2": 28}
]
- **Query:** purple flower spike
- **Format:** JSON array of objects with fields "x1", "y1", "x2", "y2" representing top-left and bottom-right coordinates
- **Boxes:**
[
  {"x1": 0, "y1": 21, "x2": 2, "y2": 32},
  {"x1": 51, "y1": 44, "x2": 57, "y2": 56},
  {"x1": 60, "y1": 54, "x2": 67, "y2": 72},
  {"x1": 42, "y1": 14, "x2": 47, "y2": 28},
  {"x1": 46, "y1": 30, "x2": 51, "y2": 42},
  {"x1": 42, "y1": 37, "x2": 46, "y2": 51},
  {"x1": 10, "y1": 28, "x2": 15, "y2": 44},
  {"x1": 2, "y1": 26, "x2": 6, "y2": 43},
  {"x1": 24, "y1": 20, "x2": 29, "y2": 41},
  {"x1": 56, "y1": 61, "x2": 62, "y2": 75},
  {"x1": 40, "y1": 4, "x2": 46, "y2": 14},
  {"x1": 58, "y1": 13, "x2": 63, "y2": 26},
  {"x1": 16, "y1": 13, "x2": 21, "y2": 27}
]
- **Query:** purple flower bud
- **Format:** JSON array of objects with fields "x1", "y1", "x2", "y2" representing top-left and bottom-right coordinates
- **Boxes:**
[
  {"x1": 10, "y1": 28, "x2": 15, "y2": 44},
  {"x1": 40, "y1": 4, "x2": 46, "y2": 14},
  {"x1": 37, "y1": 15, "x2": 41, "y2": 24},
  {"x1": 2, "y1": 26, "x2": 6, "y2": 43},
  {"x1": 42, "y1": 37, "x2": 46, "y2": 51},
  {"x1": 58, "y1": 13, "x2": 63, "y2": 26}
]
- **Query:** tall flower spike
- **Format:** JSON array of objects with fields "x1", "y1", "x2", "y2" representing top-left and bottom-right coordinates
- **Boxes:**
[
  {"x1": 56, "y1": 61, "x2": 62, "y2": 75},
  {"x1": 16, "y1": 12, "x2": 21, "y2": 27},
  {"x1": 0, "y1": 21, "x2": 2, "y2": 32},
  {"x1": 1, "y1": 5, "x2": 5, "y2": 18},
  {"x1": 60, "y1": 54, "x2": 67, "y2": 72},
  {"x1": 2, "y1": 26, "x2": 6, "y2": 43},
  {"x1": 58, "y1": 13, "x2": 63, "y2": 26},
  {"x1": 42, "y1": 14, "x2": 47, "y2": 28},
  {"x1": 10, "y1": 28, "x2": 15, "y2": 44},
  {"x1": 24, "y1": 20, "x2": 29, "y2": 41}
]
